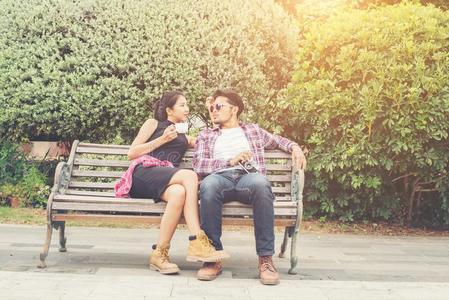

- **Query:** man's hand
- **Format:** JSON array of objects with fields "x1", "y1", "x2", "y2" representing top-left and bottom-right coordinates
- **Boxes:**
[
  {"x1": 229, "y1": 151, "x2": 252, "y2": 166},
  {"x1": 292, "y1": 145, "x2": 307, "y2": 170}
]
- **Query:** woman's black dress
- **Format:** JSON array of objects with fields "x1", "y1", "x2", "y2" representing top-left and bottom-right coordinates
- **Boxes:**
[{"x1": 129, "y1": 120, "x2": 188, "y2": 202}]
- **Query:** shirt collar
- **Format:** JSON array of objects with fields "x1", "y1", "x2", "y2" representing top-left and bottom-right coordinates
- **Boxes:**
[{"x1": 212, "y1": 122, "x2": 247, "y2": 132}]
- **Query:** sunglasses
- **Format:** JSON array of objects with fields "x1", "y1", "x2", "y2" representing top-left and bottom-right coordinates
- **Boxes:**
[{"x1": 209, "y1": 103, "x2": 234, "y2": 113}]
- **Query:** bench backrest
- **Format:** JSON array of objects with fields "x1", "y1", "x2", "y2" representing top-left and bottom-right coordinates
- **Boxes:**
[{"x1": 64, "y1": 141, "x2": 297, "y2": 203}]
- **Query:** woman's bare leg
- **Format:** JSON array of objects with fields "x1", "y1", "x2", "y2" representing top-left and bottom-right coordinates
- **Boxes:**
[
  {"x1": 167, "y1": 170, "x2": 202, "y2": 234},
  {"x1": 157, "y1": 184, "x2": 186, "y2": 245}
]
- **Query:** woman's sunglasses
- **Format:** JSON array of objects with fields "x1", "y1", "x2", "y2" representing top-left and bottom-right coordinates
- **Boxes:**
[{"x1": 209, "y1": 103, "x2": 234, "y2": 113}]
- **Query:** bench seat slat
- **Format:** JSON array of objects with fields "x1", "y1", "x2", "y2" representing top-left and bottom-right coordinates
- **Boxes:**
[
  {"x1": 52, "y1": 214, "x2": 296, "y2": 226},
  {"x1": 54, "y1": 195, "x2": 297, "y2": 208},
  {"x1": 52, "y1": 202, "x2": 297, "y2": 216},
  {"x1": 63, "y1": 189, "x2": 293, "y2": 201}
]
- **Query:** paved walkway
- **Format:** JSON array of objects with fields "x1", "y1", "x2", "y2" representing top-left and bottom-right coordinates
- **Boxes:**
[{"x1": 0, "y1": 224, "x2": 448, "y2": 299}]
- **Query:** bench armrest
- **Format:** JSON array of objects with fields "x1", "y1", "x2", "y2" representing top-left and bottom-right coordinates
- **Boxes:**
[
  {"x1": 52, "y1": 162, "x2": 71, "y2": 194},
  {"x1": 291, "y1": 167, "x2": 305, "y2": 231},
  {"x1": 291, "y1": 167, "x2": 305, "y2": 203}
]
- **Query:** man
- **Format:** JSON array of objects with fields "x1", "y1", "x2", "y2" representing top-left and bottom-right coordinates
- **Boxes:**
[{"x1": 192, "y1": 89, "x2": 306, "y2": 285}]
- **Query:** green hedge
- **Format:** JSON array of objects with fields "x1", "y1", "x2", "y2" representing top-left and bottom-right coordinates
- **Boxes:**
[
  {"x1": 285, "y1": 3, "x2": 449, "y2": 225},
  {"x1": 0, "y1": 141, "x2": 50, "y2": 208},
  {"x1": 0, "y1": 0, "x2": 298, "y2": 142}
]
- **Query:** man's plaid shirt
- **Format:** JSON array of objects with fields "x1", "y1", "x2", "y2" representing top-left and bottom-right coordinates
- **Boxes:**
[{"x1": 192, "y1": 123, "x2": 298, "y2": 177}]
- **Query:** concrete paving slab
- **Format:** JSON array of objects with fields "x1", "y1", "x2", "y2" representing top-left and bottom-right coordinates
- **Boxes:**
[{"x1": 0, "y1": 224, "x2": 448, "y2": 299}]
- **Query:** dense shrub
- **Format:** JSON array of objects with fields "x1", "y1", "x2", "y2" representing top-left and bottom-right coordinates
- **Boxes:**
[
  {"x1": 0, "y1": 141, "x2": 27, "y2": 184},
  {"x1": 285, "y1": 3, "x2": 449, "y2": 225},
  {"x1": 296, "y1": 1, "x2": 448, "y2": 29},
  {"x1": 0, "y1": 0, "x2": 298, "y2": 142},
  {"x1": 0, "y1": 141, "x2": 50, "y2": 208}
]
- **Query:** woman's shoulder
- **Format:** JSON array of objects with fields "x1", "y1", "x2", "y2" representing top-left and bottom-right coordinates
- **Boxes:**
[
  {"x1": 141, "y1": 118, "x2": 159, "y2": 129},
  {"x1": 144, "y1": 118, "x2": 158, "y2": 126}
]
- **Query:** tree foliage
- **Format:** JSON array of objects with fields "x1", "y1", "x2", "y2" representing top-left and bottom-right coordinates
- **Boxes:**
[
  {"x1": 0, "y1": 0, "x2": 299, "y2": 142},
  {"x1": 285, "y1": 2, "x2": 449, "y2": 225}
]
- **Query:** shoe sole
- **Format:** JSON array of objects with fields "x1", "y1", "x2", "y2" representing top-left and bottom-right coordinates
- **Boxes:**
[
  {"x1": 149, "y1": 264, "x2": 180, "y2": 275},
  {"x1": 186, "y1": 253, "x2": 230, "y2": 262},
  {"x1": 197, "y1": 270, "x2": 222, "y2": 281},
  {"x1": 259, "y1": 278, "x2": 280, "y2": 285}
]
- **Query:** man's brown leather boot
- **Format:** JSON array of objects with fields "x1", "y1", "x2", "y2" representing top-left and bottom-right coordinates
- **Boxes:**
[
  {"x1": 258, "y1": 256, "x2": 280, "y2": 285},
  {"x1": 196, "y1": 261, "x2": 223, "y2": 281}
]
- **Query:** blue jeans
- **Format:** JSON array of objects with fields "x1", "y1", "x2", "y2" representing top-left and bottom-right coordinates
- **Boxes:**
[{"x1": 199, "y1": 169, "x2": 275, "y2": 256}]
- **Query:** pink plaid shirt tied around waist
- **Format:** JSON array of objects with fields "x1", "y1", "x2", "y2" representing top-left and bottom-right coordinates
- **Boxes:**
[{"x1": 114, "y1": 155, "x2": 174, "y2": 198}]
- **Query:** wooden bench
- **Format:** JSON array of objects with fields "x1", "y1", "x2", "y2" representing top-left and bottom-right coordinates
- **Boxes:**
[{"x1": 39, "y1": 140, "x2": 304, "y2": 274}]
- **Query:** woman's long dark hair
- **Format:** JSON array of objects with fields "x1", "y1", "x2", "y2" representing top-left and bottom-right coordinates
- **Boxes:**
[{"x1": 153, "y1": 91, "x2": 184, "y2": 121}]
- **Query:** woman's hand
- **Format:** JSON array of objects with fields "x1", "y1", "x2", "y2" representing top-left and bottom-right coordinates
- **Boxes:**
[{"x1": 162, "y1": 125, "x2": 178, "y2": 143}]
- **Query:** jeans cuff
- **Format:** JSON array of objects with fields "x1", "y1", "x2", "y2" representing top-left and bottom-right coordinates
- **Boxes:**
[{"x1": 257, "y1": 251, "x2": 275, "y2": 257}]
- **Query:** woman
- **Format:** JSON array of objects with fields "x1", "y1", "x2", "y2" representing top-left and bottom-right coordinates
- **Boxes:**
[{"x1": 115, "y1": 91, "x2": 229, "y2": 275}]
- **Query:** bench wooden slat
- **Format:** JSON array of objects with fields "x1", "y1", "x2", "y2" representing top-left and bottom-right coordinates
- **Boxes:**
[
  {"x1": 63, "y1": 189, "x2": 293, "y2": 202},
  {"x1": 68, "y1": 180, "x2": 292, "y2": 194},
  {"x1": 71, "y1": 169, "x2": 292, "y2": 182},
  {"x1": 65, "y1": 189, "x2": 116, "y2": 197},
  {"x1": 74, "y1": 158, "x2": 130, "y2": 167},
  {"x1": 76, "y1": 145, "x2": 292, "y2": 159},
  {"x1": 52, "y1": 214, "x2": 296, "y2": 226},
  {"x1": 76, "y1": 146, "x2": 129, "y2": 155},
  {"x1": 54, "y1": 195, "x2": 156, "y2": 204},
  {"x1": 78, "y1": 143, "x2": 129, "y2": 149},
  {"x1": 72, "y1": 170, "x2": 124, "y2": 178},
  {"x1": 52, "y1": 202, "x2": 297, "y2": 216},
  {"x1": 77, "y1": 144, "x2": 292, "y2": 159},
  {"x1": 73, "y1": 158, "x2": 292, "y2": 172},
  {"x1": 68, "y1": 181, "x2": 116, "y2": 189},
  {"x1": 54, "y1": 194, "x2": 297, "y2": 208}
]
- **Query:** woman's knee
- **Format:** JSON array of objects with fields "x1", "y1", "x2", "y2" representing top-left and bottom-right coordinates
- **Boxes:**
[
  {"x1": 176, "y1": 169, "x2": 199, "y2": 185},
  {"x1": 164, "y1": 184, "x2": 186, "y2": 207}
]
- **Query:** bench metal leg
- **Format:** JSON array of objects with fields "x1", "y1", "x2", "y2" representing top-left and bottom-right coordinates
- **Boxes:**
[
  {"x1": 38, "y1": 223, "x2": 53, "y2": 268},
  {"x1": 288, "y1": 229, "x2": 299, "y2": 275},
  {"x1": 57, "y1": 221, "x2": 67, "y2": 252},
  {"x1": 278, "y1": 227, "x2": 289, "y2": 258}
]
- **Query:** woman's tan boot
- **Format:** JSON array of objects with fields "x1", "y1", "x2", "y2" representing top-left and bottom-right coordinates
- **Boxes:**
[
  {"x1": 186, "y1": 230, "x2": 230, "y2": 262},
  {"x1": 149, "y1": 243, "x2": 180, "y2": 275}
]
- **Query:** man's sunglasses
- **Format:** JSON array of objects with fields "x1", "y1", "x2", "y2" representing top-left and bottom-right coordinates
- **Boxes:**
[{"x1": 209, "y1": 103, "x2": 234, "y2": 113}]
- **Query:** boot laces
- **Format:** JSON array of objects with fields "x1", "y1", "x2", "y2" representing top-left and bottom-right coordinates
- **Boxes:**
[
  {"x1": 159, "y1": 247, "x2": 170, "y2": 263},
  {"x1": 260, "y1": 256, "x2": 276, "y2": 272},
  {"x1": 198, "y1": 234, "x2": 215, "y2": 252}
]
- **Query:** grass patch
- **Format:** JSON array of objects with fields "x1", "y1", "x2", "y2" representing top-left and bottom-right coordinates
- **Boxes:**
[
  {"x1": 1, "y1": 207, "x2": 448, "y2": 236},
  {"x1": 0, "y1": 207, "x2": 156, "y2": 228},
  {"x1": 0, "y1": 207, "x2": 46, "y2": 225}
]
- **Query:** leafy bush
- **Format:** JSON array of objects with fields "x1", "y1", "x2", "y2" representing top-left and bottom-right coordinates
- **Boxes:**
[
  {"x1": 285, "y1": 3, "x2": 449, "y2": 225},
  {"x1": 0, "y1": 141, "x2": 51, "y2": 208},
  {"x1": 0, "y1": 141, "x2": 27, "y2": 184},
  {"x1": 0, "y1": 0, "x2": 298, "y2": 142}
]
